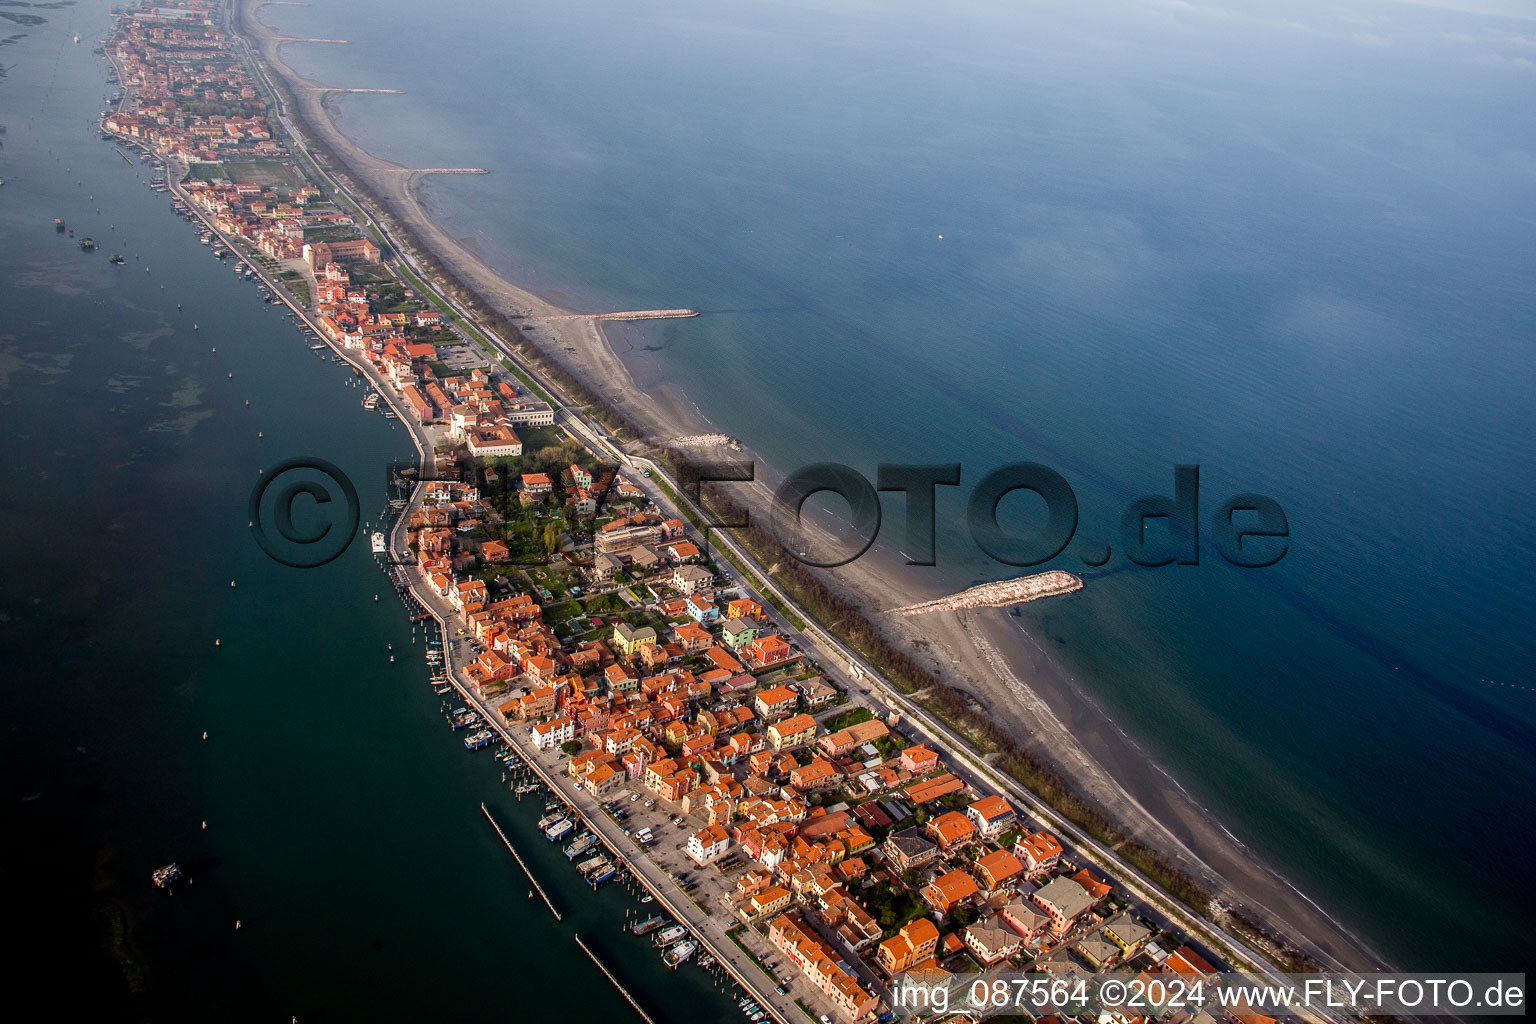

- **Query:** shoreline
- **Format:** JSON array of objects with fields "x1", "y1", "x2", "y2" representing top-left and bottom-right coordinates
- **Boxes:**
[{"x1": 231, "y1": 0, "x2": 1389, "y2": 976}]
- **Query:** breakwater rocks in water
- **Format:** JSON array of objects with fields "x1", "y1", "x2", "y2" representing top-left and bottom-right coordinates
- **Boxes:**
[{"x1": 886, "y1": 570, "x2": 1083, "y2": 615}]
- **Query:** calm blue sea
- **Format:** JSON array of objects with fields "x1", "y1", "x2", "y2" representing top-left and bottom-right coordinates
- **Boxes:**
[{"x1": 262, "y1": 0, "x2": 1536, "y2": 967}]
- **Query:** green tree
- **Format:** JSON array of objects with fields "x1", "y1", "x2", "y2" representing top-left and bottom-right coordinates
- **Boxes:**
[
  {"x1": 542, "y1": 523, "x2": 559, "y2": 556},
  {"x1": 559, "y1": 739, "x2": 583, "y2": 757},
  {"x1": 951, "y1": 906, "x2": 975, "y2": 928}
]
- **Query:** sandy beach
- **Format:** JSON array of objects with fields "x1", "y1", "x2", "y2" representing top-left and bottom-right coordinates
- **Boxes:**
[{"x1": 237, "y1": 0, "x2": 1387, "y2": 973}]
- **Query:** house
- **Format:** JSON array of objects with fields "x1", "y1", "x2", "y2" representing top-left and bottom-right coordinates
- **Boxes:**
[
  {"x1": 921, "y1": 869, "x2": 980, "y2": 917},
  {"x1": 612, "y1": 621, "x2": 657, "y2": 657},
  {"x1": 903, "y1": 773, "x2": 965, "y2": 806},
  {"x1": 687, "y1": 823, "x2": 732, "y2": 864},
  {"x1": 973, "y1": 848, "x2": 1026, "y2": 892},
  {"x1": 742, "y1": 884, "x2": 793, "y2": 922},
  {"x1": 753, "y1": 684, "x2": 799, "y2": 721},
  {"x1": 479, "y1": 539, "x2": 510, "y2": 564},
  {"x1": 965, "y1": 795, "x2": 1017, "y2": 838},
  {"x1": 881, "y1": 827, "x2": 940, "y2": 872},
  {"x1": 964, "y1": 921, "x2": 1023, "y2": 966},
  {"x1": 925, "y1": 810, "x2": 977, "y2": 853},
  {"x1": 998, "y1": 896, "x2": 1050, "y2": 944},
  {"x1": 671, "y1": 564, "x2": 713, "y2": 594},
  {"x1": 1073, "y1": 933, "x2": 1120, "y2": 970},
  {"x1": 1101, "y1": 912, "x2": 1152, "y2": 959},
  {"x1": 1014, "y1": 830, "x2": 1064, "y2": 876},
  {"x1": 767, "y1": 713, "x2": 817, "y2": 751},
  {"x1": 520, "y1": 472, "x2": 553, "y2": 494},
  {"x1": 672, "y1": 621, "x2": 713, "y2": 653},
  {"x1": 719, "y1": 617, "x2": 762, "y2": 651},
  {"x1": 685, "y1": 593, "x2": 720, "y2": 623},
  {"x1": 727, "y1": 597, "x2": 763, "y2": 619},
  {"x1": 743, "y1": 633, "x2": 795, "y2": 670},
  {"x1": 530, "y1": 716, "x2": 576, "y2": 750},
  {"x1": 1032, "y1": 876, "x2": 1097, "y2": 936},
  {"x1": 788, "y1": 758, "x2": 839, "y2": 794},
  {"x1": 875, "y1": 917, "x2": 940, "y2": 975},
  {"x1": 899, "y1": 744, "x2": 941, "y2": 774},
  {"x1": 818, "y1": 718, "x2": 889, "y2": 757}
]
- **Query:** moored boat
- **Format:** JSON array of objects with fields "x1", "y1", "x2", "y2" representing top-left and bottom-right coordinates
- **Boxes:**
[
  {"x1": 662, "y1": 940, "x2": 697, "y2": 968},
  {"x1": 631, "y1": 914, "x2": 667, "y2": 936},
  {"x1": 654, "y1": 924, "x2": 688, "y2": 946},
  {"x1": 563, "y1": 833, "x2": 597, "y2": 859},
  {"x1": 151, "y1": 863, "x2": 182, "y2": 888},
  {"x1": 463, "y1": 729, "x2": 494, "y2": 750},
  {"x1": 544, "y1": 818, "x2": 574, "y2": 842}
]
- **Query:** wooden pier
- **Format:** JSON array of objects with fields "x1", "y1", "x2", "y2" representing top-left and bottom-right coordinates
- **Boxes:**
[
  {"x1": 574, "y1": 933, "x2": 657, "y2": 1024},
  {"x1": 481, "y1": 803, "x2": 562, "y2": 921}
]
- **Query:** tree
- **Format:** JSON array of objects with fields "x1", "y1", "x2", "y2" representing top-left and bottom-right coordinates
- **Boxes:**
[
  {"x1": 541, "y1": 522, "x2": 559, "y2": 556},
  {"x1": 951, "y1": 906, "x2": 975, "y2": 928},
  {"x1": 559, "y1": 739, "x2": 583, "y2": 757}
]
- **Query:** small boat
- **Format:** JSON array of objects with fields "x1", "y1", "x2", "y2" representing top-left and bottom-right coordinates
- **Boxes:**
[
  {"x1": 654, "y1": 925, "x2": 688, "y2": 946},
  {"x1": 463, "y1": 729, "x2": 495, "y2": 750},
  {"x1": 370, "y1": 532, "x2": 386, "y2": 554},
  {"x1": 109, "y1": 254, "x2": 125, "y2": 265},
  {"x1": 449, "y1": 711, "x2": 480, "y2": 730},
  {"x1": 589, "y1": 865, "x2": 617, "y2": 888},
  {"x1": 537, "y1": 812, "x2": 563, "y2": 830},
  {"x1": 545, "y1": 819, "x2": 575, "y2": 842},
  {"x1": 55, "y1": 219, "x2": 66, "y2": 232},
  {"x1": 662, "y1": 941, "x2": 697, "y2": 968},
  {"x1": 79, "y1": 238, "x2": 97, "y2": 251},
  {"x1": 631, "y1": 915, "x2": 667, "y2": 936},
  {"x1": 575, "y1": 855, "x2": 608, "y2": 876},
  {"x1": 151, "y1": 863, "x2": 182, "y2": 888},
  {"x1": 697, "y1": 954, "x2": 715, "y2": 969}
]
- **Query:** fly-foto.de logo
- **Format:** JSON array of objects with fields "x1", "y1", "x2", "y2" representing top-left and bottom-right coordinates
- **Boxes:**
[{"x1": 683, "y1": 462, "x2": 1289, "y2": 569}]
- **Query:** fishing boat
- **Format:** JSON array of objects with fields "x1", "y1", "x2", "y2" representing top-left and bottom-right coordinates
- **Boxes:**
[
  {"x1": 631, "y1": 915, "x2": 667, "y2": 936},
  {"x1": 589, "y1": 864, "x2": 617, "y2": 888},
  {"x1": 537, "y1": 812, "x2": 564, "y2": 830},
  {"x1": 662, "y1": 941, "x2": 697, "y2": 968},
  {"x1": 544, "y1": 818, "x2": 575, "y2": 842},
  {"x1": 151, "y1": 863, "x2": 182, "y2": 888},
  {"x1": 463, "y1": 729, "x2": 495, "y2": 750},
  {"x1": 654, "y1": 925, "x2": 688, "y2": 947},
  {"x1": 563, "y1": 833, "x2": 598, "y2": 859},
  {"x1": 449, "y1": 711, "x2": 480, "y2": 730}
]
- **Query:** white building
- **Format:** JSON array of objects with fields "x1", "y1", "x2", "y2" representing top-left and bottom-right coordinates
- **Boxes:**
[
  {"x1": 530, "y1": 716, "x2": 576, "y2": 750},
  {"x1": 687, "y1": 824, "x2": 731, "y2": 864}
]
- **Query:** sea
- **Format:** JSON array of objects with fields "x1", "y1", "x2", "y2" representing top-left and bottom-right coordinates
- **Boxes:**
[{"x1": 0, "y1": 0, "x2": 1531, "y2": 1010}]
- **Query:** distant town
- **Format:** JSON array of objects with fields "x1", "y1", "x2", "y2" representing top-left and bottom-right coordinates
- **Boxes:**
[{"x1": 97, "y1": 3, "x2": 1278, "y2": 1023}]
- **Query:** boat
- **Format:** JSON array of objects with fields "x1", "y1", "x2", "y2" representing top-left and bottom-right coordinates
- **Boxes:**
[
  {"x1": 654, "y1": 925, "x2": 688, "y2": 946},
  {"x1": 589, "y1": 865, "x2": 617, "y2": 888},
  {"x1": 575, "y1": 854, "x2": 608, "y2": 876},
  {"x1": 662, "y1": 941, "x2": 697, "y2": 968},
  {"x1": 109, "y1": 254, "x2": 125, "y2": 265},
  {"x1": 631, "y1": 915, "x2": 667, "y2": 936},
  {"x1": 545, "y1": 819, "x2": 575, "y2": 842},
  {"x1": 370, "y1": 532, "x2": 386, "y2": 554},
  {"x1": 513, "y1": 783, "x2": 539, "y2": 795},
  {"x1": 55, "y1": 219, "x2": 65, "y2": 232},
  {"x1": 537, "y1": 812, "x2": 564, "y2": 830},
  {"x1": 151, "y1": 863, "x2": 182, "y2": 888},
  {"x1": 449, "y1": 711, "x2": 480, "y2": 730},
  {"x1": 362, "y1": 393, "x2": 378, "y2": 409},
  {"x1": 463, "y1": 729, "x2": 495, "y2": 750},
  {"x1": 79, "y1": 238, "x2": 97, "y2": 251},
  {"x1": 563, "y1": 834, "x2": 598, "y2": 859},
  {"x1": 697, "y1": 954, "x2": 715, "y2": 969}
]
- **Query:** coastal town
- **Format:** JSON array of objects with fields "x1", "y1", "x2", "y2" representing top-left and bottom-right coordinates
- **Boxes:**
[{"x1": 90, "y1": 3, "x2": 1301, "y2": 1024}]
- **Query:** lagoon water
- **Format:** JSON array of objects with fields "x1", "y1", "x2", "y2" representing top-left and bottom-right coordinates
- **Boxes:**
[
  {"x1": 263, "y1": 0, "x2": 1536, "y2": 969},
  {"x1": 1, "y1": 4, "x2": 754, "y2": 1017},
  {"x1": 1, "y1": 0, "x2": 1531, "y2": 1009}
]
